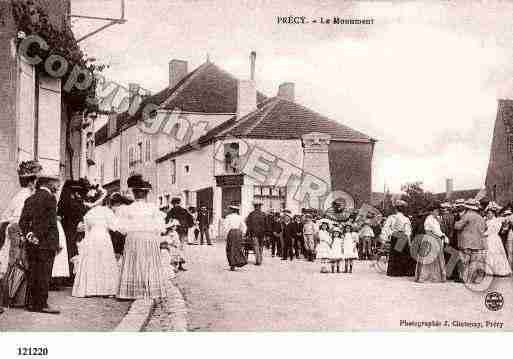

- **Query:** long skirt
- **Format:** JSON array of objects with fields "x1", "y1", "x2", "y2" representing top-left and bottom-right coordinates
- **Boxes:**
[
  {"x1": 414, "y1": 232, "x2": 447, "y2": 283},
  {"x1": 1, "y1": 223, "x2": 28, "y2": 307},
  {"x1": 225, "y1": 229, "x2": 247, "y2": 268},
  {"x1": 117, "y1": 231, "x2": 167, "y2": 300},
  {"x1": 52, "y1": 221, "x2": 70, "y2": 278},
  {"x1": 486, "y1": 233, "x2": 511, "y2": 276},
  {"x1": 387, "y1": 232, "x2": 415, "y2": 277},
  {"x1": 72, "y1": 227, "x2": 119, "y2": 297}
]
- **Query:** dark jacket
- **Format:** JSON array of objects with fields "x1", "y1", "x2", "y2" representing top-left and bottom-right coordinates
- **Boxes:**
[
  {"x1": 246, "y1": 209, "x2": 267, "y2": 237},
  {"x1": 283, "y1": 222, "x2": 296, "y2": 241},
  {"x1": 197, "y1": 210, "x2": 210, "y2": 228},
  {"x1": 166, "y1": 205, "x2": 194, "y2": 235},
  {"x1": 270, "y1": 218, "x2": 282, "y2": 235},
  {"x1": 19, "y1": 188, "x2": 59, "y2": 252}
]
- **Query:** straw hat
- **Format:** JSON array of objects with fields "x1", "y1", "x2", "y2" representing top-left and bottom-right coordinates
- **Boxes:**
[
  {"x1": 464, "y1": 198, "x2": 480, "y2": 211},
  {"x1": 485, "y1": 201, "x2": 502, "y2": 213}
]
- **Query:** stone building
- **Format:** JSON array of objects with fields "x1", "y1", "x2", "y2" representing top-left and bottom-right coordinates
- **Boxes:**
[
  {"x1": 0, "y1": 0, "x2": 86, "y2": 213},
  {"x1": 485, "y1": 99, "x2": 513, "y2": 205},
  {"x1": 93, "y1": 53, "x2": 376, "y2": 229}
]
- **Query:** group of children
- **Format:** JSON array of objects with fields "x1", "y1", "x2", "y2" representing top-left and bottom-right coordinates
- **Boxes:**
[{"x1": 315, "y1": 219, "x2": 360, "y2": 274}]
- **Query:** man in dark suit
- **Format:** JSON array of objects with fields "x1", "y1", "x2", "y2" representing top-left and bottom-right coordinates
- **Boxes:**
[
  {"x1": 246, "y1": 201, "x2": 267, "y2": 265},
  {"x1": 19, "y1": 172, "x2": 61, "y2": 314},
  {"x1": 197, "y1": 206, "x2": 211, "y2": 245}
]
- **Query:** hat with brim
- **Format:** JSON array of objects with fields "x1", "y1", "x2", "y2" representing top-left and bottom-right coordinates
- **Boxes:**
[
  {"x1": 37, "y1": 169, "x2": 60, "y2": 181},
  {"x1": 503, "y1": 209, "x2": 512, "y2": 216},
  {"x1": 167, "y1": 219, "x2": 180, "y2": 228},
  {"x1": 229, "y1": 205, "x2": 240, "y2": 211},
  {"x1": 332, "y1": 227, "x2": 342, "y2": 234},
  {"x1": 127, "y1": 174, "x2": 152, "y2": 190},
  {"x1": 252, "y1": 200, "x2": 263, "y2": 206},
  {"x1": 485, "y1": 201, "x2": 502, "y2": 213},
  {"x1": 18, "y1": 160, "x2": 42, "y2": 178},
  {"x1": 441, "y1": 202, "x2": 452, "y2": 209},
  {"x1": 463, "y1": 198, "x2": 480, "y2": 211},
  {"x1": 394, "y1": 199, "x2": 408, "y2": 208}
]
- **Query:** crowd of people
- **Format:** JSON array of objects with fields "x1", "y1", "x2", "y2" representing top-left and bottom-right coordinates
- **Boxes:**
[
  {"x1": 222, "y1": 197, "x2": 513, "y2": 287},
  {"x1": 0, "y1": 162, "x2": 195, "y2": 316},
  {"x1": 1, "y1": 161, "x2": 512, "y2": 317}
]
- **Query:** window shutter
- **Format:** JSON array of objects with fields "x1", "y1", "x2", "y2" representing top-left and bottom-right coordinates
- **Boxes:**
[
  {"x1": 37, "y1": 75, "x2": 61, "y2": 175},
  {"x1": 17, "y1": 57, "x2": 36, "y2": 162}
]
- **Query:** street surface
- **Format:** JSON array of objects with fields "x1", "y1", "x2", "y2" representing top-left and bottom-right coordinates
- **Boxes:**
[
  {"x1": 176, "y1": 241, "x2": 513, "y2": 331},
  {"x1": 0, "y1": 288, "x2": 130, "y2": 331}
]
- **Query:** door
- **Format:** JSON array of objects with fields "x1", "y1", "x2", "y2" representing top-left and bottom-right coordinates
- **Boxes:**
[
  {"x1": 196, "y1": 187, "x2": 214, "y2": 223},
  {"x1": 221, "y1": 186, "x2": 241, "y2": 218}
]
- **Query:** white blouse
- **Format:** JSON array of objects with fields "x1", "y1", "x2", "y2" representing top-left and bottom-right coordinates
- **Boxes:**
[
  {"x1": 117, "y1": 201, "x2": 166, "y2": 234},
  {"x1": 222, "y1": 213, "x2": 247, "y2": 238},
  {"x1": 1, "y1": 188, "x2": 33, "y2": 223},
  {"x1": 381, "y1": 212, "x2": 412, "y2": 242},
  {"x1": 424, "y1": 214, "x2": 444, "y2": 238}
]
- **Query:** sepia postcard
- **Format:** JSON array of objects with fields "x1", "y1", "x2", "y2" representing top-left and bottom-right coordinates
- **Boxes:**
[{"x1": 1, "y1": 1, "x2": 513, "y2": 349}]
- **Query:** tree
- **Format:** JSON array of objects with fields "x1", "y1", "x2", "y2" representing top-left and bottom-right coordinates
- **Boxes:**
[{"x1": 400, "y1": 182, "x2": 435, "y2": 215}]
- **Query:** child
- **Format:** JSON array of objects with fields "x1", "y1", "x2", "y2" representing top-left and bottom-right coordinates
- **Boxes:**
[
  {"x1": 317, "y1": 220, "x2": 332, "y2": 273},
  {"x1": 343, "y1": 224, "x2": 358, "y2": 273},
  {"x1": 161, "y1": 220, "x2": 186, "y2": 275},
  {"x1": 359, "y1": 216, "x2": 375, "y2": 260},
  {"x1": 329, "y1": 227, "x2": 344, "y2": 273}
]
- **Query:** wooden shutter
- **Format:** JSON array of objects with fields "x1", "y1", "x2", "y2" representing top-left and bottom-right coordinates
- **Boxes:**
[
  {"x1": 17, "y1": 57, "x2": 36, "y2": 162},
  {"x1": 37, "y1": 75, "x2": 62, "y2": 176}
]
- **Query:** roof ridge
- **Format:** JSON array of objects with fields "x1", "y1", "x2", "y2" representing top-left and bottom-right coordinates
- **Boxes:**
[
  {"x1": 215, "y1": 97, "x2": 278, "y2": 138},
  {"x1": 160, "y1": 62, "x2": 211, "y2": 109}
]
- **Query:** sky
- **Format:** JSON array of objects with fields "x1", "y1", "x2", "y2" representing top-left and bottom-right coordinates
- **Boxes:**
[{"x1": 70, "y1": 0, "x2": 513, "y2": 194}]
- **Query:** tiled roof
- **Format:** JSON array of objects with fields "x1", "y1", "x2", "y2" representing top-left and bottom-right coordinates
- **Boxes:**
[
  {"x1": 433, "y1": 189, "x2": 481, "y2": 201},
  {"x1": 217, "y1": 98, "x2": 374, "y2": 142},
  {"x1": 95, "y1": 61, "x2": 267, "y2": 145},
  {"x1": 155, "y1": 97, "x2": 375, "y2": 163}
]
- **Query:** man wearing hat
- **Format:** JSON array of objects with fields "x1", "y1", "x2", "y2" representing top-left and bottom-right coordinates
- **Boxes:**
[
  {"x1": 166, "y1": 197, "x2": 194, "y2": 247},
  {"x1": 245, "y1": 200, "x2": 267, "y2": 265},
  {"x1": 281, "y1": 210, "x2": 296, "y2": 261},
  {"x1": 19, "y1": 169, "x2": 61, "y2": 314},
  {"x1": 0, "y1": 161, "x2": 42, "y2": 313},
  {"x1": 454, "y1": 198, "x2": 487, "y2": 284},
  {"x1": 197, "y1": 205, "x2": 212, "y2": 246}
]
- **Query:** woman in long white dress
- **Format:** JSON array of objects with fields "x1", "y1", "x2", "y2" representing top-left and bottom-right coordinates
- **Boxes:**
[
  {"x1": 72, "y1": 204, "x2": 120, "y2": 298},
  {"x1": 117, "y1": 174, "x2": 167, "y2": 299},
  {"x1": 484, "y1": 204, "x2": 511, "y2": 277}
]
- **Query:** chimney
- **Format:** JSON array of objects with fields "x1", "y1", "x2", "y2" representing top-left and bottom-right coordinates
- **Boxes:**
[
  {"x1": 278, "y1": 82, "x2": 295, "y2": 102},
  {"x1": 169, "y1": 59, "x2": 188, "y2": 88},
  {"x1": 237, "y1": 52, "x2": 257, "y2": 119},
  {"x1": 250, "y1": 51, "x2": 256, "y2": 81},
  {"x1": 446, "y1": 178, "x2": 454, "y2": 200}
]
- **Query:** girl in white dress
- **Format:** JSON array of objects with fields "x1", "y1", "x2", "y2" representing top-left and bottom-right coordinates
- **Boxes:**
[
  {"x1": 72, "y1": 203, "x2": 120, "y2": 297},
  {"x1": 329, "y1": 227, "x2": 344, "y2": 273},
  {"x1": 484, "y1": 204, "x2": 512, "y2": 277},
  {"x1": 343, "y1": 224, "x2": 358, "y2": 273},
  {"x1": 316, "y1": 220, "x2": 332, "y2": 273}
]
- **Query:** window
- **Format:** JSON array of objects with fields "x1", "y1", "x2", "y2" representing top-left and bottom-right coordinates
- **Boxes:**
[
  {"x1": 113, "y1": 156, "x2": 119, "y2": 178},
  {"x1": 224, "y1": 142, "x2": 240, "y2": 173},
  {"x1": 128, "y1": 147, "x2": 134, "y2": 168},
  {"x1": 137, "y1": 142, "x2": 143, "y2": 163},
  {"x1": 100, "y1": 162, "x2": 105, "y2": 185},
  {"x1": 159, "y1": 196, "x2": 163, "y2": 207},
  {"x1": 170, "y1": 160, "x2": 176, "y2": 184},
  {"x1": 145, "y1": 139, "x2": 151, "y2": 162},
  {"x1": 509, "y1": 134, "x2": 513, "y2": 154},
  {"x1": 184, "y1": 190, "x2": 190, "y2": 206},
  {"x1": 185, "y1": 165, "x2": 190, "y2": 174},
  {"x1": 165, "y1": 194, "x2": 170, "y2": 206},
  {"x1": 253, "y1": 185, "x2": 287, "y2": 212}
]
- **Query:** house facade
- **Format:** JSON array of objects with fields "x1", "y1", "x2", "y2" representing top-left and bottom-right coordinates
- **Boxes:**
[
  {"x1": 485, "y1": 99, "x2": 513, "y2": 205},
  {"x1": 0, "y1": 0, "x2": 85, "y2": 213},
  {"x1": 93, "y1": 54, "x2": 376, "y2": 232}
]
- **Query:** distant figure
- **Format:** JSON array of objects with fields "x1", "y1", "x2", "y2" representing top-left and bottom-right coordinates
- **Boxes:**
[
  {"x1": 246, "y1": 201, "x2": 267, "y2": 265},
  {"x1": 224, "y1": 205, "x2": 247, "y2": 271}
]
